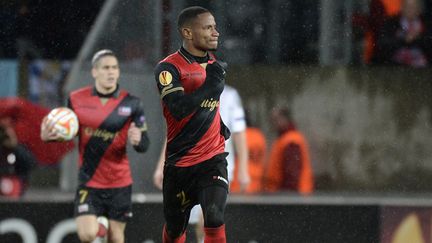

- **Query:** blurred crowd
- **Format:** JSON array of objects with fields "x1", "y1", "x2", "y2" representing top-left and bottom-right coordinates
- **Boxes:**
[
  {"x1": 354, "y1": 0, "x2": 432, "y2": 67},
  {"x1": 0, "y1": 118, "x2": 35, "y2": 198},
  {"x1": 229, "y1": 106, "x2": 314, "y2": 196},
  {"x1": 2, "y1": 0, "x2": 432, "y2": 66}
]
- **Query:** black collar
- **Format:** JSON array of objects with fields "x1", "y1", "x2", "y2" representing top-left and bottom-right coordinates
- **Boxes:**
[
  {"x1": 91, "y1": 85, "x2": 120, "y2": 98},
  {"x1": 179, "y1": 46, "x2": 214, "y2": 64}
]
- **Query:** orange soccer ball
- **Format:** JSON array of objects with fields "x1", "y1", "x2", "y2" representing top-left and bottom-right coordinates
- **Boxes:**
[{"x1": 46, "y1": 107, "x2": 79, "y2": 141}]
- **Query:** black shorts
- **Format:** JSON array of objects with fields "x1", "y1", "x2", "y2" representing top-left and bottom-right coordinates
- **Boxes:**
[
  {"x1": 74, "y1": 185, "x2": 133, "y2": 222},
  {"x1": 163, "y1": 153, "x2": 229, "y2": 217}
]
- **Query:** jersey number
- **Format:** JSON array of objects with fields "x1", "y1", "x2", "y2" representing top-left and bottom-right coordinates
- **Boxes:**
[
  {"x1": 79, "y1": 190, "x2": 88, "y2": 204},
  {"x1": 176, "y1": 191, "x2": 191, "y2": 212}
]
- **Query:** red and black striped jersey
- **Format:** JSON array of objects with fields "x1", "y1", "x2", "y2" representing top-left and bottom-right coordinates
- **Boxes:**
[
  {"x1": 154, "y1": 47, "x2": 228, "y2": 167},
  {"x1": 68, "y1": 86, "x2": 148, "y2": 188}
]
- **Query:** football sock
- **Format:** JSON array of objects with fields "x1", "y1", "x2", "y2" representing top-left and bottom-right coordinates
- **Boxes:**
[
  {"x1": 162, "y1": 224, "x2": 186, "y2": 243},
  {"x1": 204, "y1": 224, "x2": 226, "y2": 243}
]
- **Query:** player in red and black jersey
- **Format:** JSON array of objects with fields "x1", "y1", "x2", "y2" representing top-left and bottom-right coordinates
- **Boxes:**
[
  {"x1": 154, "y1": 6, "x2": 230, "y2": 243},
  {"x1": 41, "y1": 49, "x2": 149, "y2": 243}
]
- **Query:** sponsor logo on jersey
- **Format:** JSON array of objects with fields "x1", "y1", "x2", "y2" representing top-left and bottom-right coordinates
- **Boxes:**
[
  {"x1": 84, "y1": 127, "x2": 119, "y2": 141},
  {"x1": 118, "y1": 106, "x2": 131, "y2": 116},
  {"x1": 213, "y1": 176, "x2": 228, "y2": 185},
  {"x1": 159, "y1": 71, "x2": 173, "y2": 86},
  {"x1": 200, "y1": 98, "x2": 219, "y2": 111}
]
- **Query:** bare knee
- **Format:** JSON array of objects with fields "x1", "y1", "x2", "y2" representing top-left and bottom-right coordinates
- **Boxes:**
[
  {"x1": 76, "y1": 215, "x2": 98, "y2": 243},
  {"x1": 108, "y1": 220, "x2": 126, "y2": 243},
  {"x1": 77, "y1": 228, "x2": 98, "y2": 243},
  {"x1": 108, "y1": 232, "x2": 124, "y2": 243}
]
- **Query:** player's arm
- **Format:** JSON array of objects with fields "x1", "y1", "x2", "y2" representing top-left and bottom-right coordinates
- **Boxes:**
[
  {"x1": 230, "y1": 89, "x2": 250, "y2": 191},
  {"x1": 153, "y1": 136, "x2": 166, "y2": 190},
  {"x1": 128, "y1": 99, "x2": 150, "y2": 153},
  {"x1": 154, "y1": 61, "x2": 225, "y2": 120},
  {"x1": 233, "y1": 130, "x2": 250, "y2": 191}
]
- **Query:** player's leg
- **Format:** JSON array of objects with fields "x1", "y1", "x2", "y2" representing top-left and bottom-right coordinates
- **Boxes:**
[
  {"x1": 106, "y1": 220, "x2": 126, "y2": 243},
  {"x1": 74, "y1": 186, "x2": 103, "y2": 243},
  {"x1": 200, "y1": 185, "x2": 228, "y2": 243},
  {"x1": 188, "y1": 205, "x2": 204, "y2": 243},
  {"x1": 162, "y1": 165, "x2": 191, "y2": 242},
  {"x1": 162, "y1": 200, "x2": 190, "y2": 242},
  {"x1": 106, "y1": 185, "x2": 133, "y2": 243},
  {"x1": 196, "y1": 155, "x2": 229, "y2": 243},
  {"x1": 76, "y1": 215, "x2": 99, "y2": 243}
]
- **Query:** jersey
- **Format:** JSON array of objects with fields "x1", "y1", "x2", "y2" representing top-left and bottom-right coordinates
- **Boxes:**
[
  {"x1": 154, "y1": 47, "x2": 227, "y2": 167},
  {"x1": 68, "y1": 86, "x2": 148, "y2": 188},
  {"x1": 219, "y1": 85, "x2": 246, "y2": 181}
]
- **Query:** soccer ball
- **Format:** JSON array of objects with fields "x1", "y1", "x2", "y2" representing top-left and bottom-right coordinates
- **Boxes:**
[{"x1": 46, "y1": 107, "x2": 79, "y2": 141}]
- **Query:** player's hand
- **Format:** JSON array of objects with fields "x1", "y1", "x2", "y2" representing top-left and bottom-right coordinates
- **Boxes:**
[
  {"x1": 238, "y1": 169, "x2": 251, "y2": 192},
  {"x1": 128, "y1": 122, "x2": 142, "y2": 146},
  {"x1": 40, "y1": 116, "x2": 61, "y2": 142},
  {"x1": 205, "y1": 61, "x2": 226, "y2": 84},
  {"x1": 153, "y1": 166, "x2": 163, "y2": 190}
]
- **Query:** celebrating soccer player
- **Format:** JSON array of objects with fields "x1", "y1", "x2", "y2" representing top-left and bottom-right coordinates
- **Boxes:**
[{"x1": 154, "y1": 6, "x2": 229, "y2": 243}]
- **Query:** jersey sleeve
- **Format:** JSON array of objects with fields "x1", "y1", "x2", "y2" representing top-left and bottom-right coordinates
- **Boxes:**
[
  {"x1": 154, "y1": 62, "x2": 183, "y2": 100},
  {"x1": 131, "y1": 97, "x2": 150, "y2": 153},
  {"x1": 229, "y1": 89, "x2": 246, "y2": 133},
  {"x1": 154, "y1": 62, "x2": 218, "y2": 120},
  {"x1": 131, "y1": 98, "x2": 148, "y2": 131}
]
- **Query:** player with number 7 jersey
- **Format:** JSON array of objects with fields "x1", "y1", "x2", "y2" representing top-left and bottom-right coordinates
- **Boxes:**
[{"x1": 41, "y1": 49, "x2": 149, "y2": 243}]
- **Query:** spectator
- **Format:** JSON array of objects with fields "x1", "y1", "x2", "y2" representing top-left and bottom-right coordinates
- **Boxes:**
[
  {"x1": 0, "y1": 118, "x2": 36, "y2": 198},
  {"x1": 265, "y1": 107, "x2": 314, "y2": 194},
  {"x1": 352, "y1": 0, "x2": 402, "y2": 64},
  {"x1": 230, "y1": 111, "x2": 267, "y2": 194},
  {"x1": 375, "y1": 0, "x2": 432, "y2": 67}
]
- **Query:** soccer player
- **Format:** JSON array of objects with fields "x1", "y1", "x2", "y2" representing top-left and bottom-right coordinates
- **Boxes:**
[
  {"x1": 40, "y1": 49, "x2": 150, "y2": 243},
  {"x1": 154, "y1": 6, "x2": 229, "y2": 243}
]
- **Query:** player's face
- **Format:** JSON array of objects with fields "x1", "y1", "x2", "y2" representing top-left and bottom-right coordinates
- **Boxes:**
[
  {"x1": 92, "y1": 56, "x2": 120, "y2": 93},
  {"x1": 191, "y1": 12, "x2": 219, "y2": 52}
]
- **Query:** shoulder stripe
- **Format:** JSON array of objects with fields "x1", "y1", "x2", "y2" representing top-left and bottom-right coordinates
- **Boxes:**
[{"x1": 161, "y1": 87, "x2": 184, "y2": 99}]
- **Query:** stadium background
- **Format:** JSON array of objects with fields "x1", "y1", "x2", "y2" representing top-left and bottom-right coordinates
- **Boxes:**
[{"x1": 2, "y1": 0, "x2": 432, "y2": 242}]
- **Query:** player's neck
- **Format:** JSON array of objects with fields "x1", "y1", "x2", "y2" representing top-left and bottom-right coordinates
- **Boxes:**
[
  {"x1": 95, "y1": 84, "x2": 118, "y2": 97},
  {"x1": 182, "y1": 45, "x2": 207, "y2": 57}
]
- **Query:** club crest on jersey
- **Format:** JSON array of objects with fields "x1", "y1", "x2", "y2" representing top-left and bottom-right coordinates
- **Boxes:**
[
  {"x1": 118, "y1": 106, "x2": 131, "y2": 116},
  {"x1": 159, "y1": 71, "x2": 173, "y2": 86}
]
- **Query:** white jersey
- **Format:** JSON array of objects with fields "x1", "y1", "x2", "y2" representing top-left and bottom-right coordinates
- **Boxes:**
[{"x1": 220, "y1": 85, "x2": 246, "y2": 181}]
